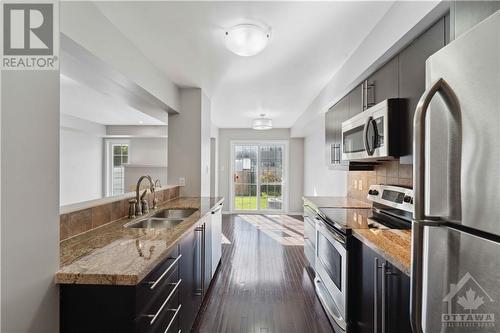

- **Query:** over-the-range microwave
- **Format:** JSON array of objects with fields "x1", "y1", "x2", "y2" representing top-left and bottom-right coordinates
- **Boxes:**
[{"x1": 341, "y1": 99, "x2": 400, "y2": 161}]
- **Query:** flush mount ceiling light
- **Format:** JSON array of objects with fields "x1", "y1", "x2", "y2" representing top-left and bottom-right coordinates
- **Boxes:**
[
  {"x1": 252, "y1": 114, "x2": 272, "y2": 130},
  {"x1": 224, "y1": 23, "x2": 271, "y2": 57}
]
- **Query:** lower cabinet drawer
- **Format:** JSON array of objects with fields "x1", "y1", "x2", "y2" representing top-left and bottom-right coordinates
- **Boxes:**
[
  {"x1": 137, "y1": 246, "x2": 181, "y2": 313},
  {"x1": 153, "y1": 303, "x2": 181, "y2": 333},
  {"x1": 135, "y1": 276, "x2": 181, "y2": 333}
]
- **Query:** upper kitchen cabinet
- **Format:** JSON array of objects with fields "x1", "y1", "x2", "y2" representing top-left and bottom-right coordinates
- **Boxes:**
[
  {"x1": 366, "y1": 56, "x2": 399, "y2": 106},
  {"x1": 348, "y1": 83, "x2": 364, "y2": 118},
  {"x1": 398, "y1": 17, "x2": 447, "y2": 159},
  {"x1": 325, "y1": 95, "x2": 348, "y2": 168},
  {"x1": 452, "y1": 1, "x2": 500, "y2": 38},
  {"x1": 347, "y1": 56, "x2": 398, "y2": 118}
]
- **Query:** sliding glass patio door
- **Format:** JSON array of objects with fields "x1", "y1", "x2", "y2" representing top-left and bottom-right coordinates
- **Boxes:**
[{"x1": 231, "y1": 142, "x2": 287, "y2": 212}]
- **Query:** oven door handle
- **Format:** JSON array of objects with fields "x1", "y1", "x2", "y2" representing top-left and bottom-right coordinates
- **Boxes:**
[
  {"x1": 316, "y1": 218, "x2": 346, "y2": 245},
  {"x1": 314, "y1": 277, "x2": 347, "y2": 331}
]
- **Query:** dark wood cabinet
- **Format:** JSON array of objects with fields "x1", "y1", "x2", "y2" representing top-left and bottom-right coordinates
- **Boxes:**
[
  {"x1": 367, "y1": 56, "x2": 399, "y2": 106},
  {"x1": 385, "y1": 261, "x2": 411, "y2": 333},
  {"x1": 351, "y1": 238, "x2": 411, "y2": 333},
  {"x1": 60, "y1": 246, "x2": 182, "y2": 333},
  {"x1": 325, "y1": 95, "x2": 348, "y2": 168},
  {"x1": 398, "y1": 17, "x2": 446, "y2": 159},
  {"x1": 348, "y1": 83, "x2": 364, "y2": 117}
]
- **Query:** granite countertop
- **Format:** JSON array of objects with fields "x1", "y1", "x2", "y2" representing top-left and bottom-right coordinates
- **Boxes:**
[
  {"x1": 56, "y1": 197, "x2": 224, "y2": 286},
  {"x1": 353, "y1": 227, "x2": 411, "y2": 276},
  {"x1": 303, "y1": 196, "x2": 372, "y2": 209}
]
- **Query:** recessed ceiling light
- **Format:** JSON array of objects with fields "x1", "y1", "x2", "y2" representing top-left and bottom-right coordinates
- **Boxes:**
[
  {"x1": 138, "y1": 121, "x2": 144, "y2": 124},
  {"x1": 253, "y1": 114, "x2": 272, "y2": 130},
  {"x1": 224, "y1": 23, "x2": 271, "y2": 57}
]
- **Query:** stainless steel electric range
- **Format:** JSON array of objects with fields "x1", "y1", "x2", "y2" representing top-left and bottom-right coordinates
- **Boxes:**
[{"x1": 311, "y1": 184, "x2": 414, "y2": 333}]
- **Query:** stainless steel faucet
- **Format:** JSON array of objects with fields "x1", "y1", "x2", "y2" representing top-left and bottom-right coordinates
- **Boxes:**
[{"x1": 135, "y1": 175, "x2": 156, "y2": 216}]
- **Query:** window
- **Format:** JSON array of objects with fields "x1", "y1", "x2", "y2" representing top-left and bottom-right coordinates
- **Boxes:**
[
  {"x1": 231, "y1": 142, "x2": 287, "y2": 212},
  {"x1": 105, "y1": 140, "x2": 130, "y2": 196},
  {"x1": 111, "y1": 144, "x2": 128, "y2": 195}
]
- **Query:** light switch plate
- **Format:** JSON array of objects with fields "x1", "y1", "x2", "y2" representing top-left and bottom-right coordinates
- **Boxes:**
[{"x1": 179, "y1": 177, "x2": 185, "y2": 186}]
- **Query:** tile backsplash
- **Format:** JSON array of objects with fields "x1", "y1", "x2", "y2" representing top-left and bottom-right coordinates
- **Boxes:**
[
  {"x1": 347, "y1": 160, "x2": 412, "y2": 202},
  {"x1": 60, "y1": 186, "x2": 180, "y2": 241}
]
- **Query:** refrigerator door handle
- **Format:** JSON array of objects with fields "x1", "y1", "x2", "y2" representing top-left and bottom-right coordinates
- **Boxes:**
[{"x1": 411, "y1": 78, "x2": 461, "y2": 333}]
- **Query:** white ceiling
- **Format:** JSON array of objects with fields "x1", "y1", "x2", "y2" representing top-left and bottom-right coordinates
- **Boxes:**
[
  {"x1": 60, "y1": 74, "x2": 166, "y2": 125},
  {"x1": 95, "y1": 1, "x2": 394, "y2": 128}
]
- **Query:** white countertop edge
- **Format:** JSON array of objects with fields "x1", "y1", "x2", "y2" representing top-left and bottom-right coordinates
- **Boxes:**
[{"x1": 60, "y1": 185, "x2": 179, "y2": 215}]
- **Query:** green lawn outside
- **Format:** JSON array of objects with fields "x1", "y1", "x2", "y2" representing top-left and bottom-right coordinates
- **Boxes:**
[{"x1": 234, "y1": 195, "x2": 268, "y2": 210}]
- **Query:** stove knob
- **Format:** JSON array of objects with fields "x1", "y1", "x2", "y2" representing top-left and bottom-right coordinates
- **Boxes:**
[
  {"x1": 404, "y1": 195, "x2": 413, "y2": 204},
  {"x1": 368, "y1": 190, "x2": 373, "y2": 195},
  {"x1": 371, "y1": 190, "x2": 379, "y2": 196}
]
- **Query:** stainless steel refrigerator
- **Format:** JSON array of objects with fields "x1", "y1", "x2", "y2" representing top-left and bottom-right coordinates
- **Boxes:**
[{"x1": 411, "y1": 10, "x2": 500, "y2": 333}]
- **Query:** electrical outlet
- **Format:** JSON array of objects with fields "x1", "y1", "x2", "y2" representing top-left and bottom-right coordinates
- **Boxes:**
[
  {"x1": 353, "y1": 180, "x2": 358, "y2": 190},
  {"x1": 359, "y1": 180, "x2": 363, "y2": 191},
  {"x1": 179, "y1": 177, "x2": 185, "y2": 186}
]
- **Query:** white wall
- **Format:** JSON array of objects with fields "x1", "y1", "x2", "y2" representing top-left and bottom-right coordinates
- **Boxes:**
[
  {"x1": 60, "y1": 127, "x2": 104, "y2": 206},
  {"x1": 106, "y1": 125, "x2": 167, "y2": 137},
  {"x1": 200, "y1": 91, "x2": 211, "y2": 197},
  {"x1": 210, "y1": 124, "x2": 219, "y2": 198},
  {"x1": 128, "y1": 138, "x2": 167, "y2": 166},
  {"x1": 1, "y1": 71, "x2": 60, "y2": 332},
  {"x1": 124, "y1": 137, "x2": 168, "y2": 192},
  {"x1": 168, "y1": 88, "x2": 207, "y2": 197},
  {"x1": 218, "y1": 128, "x2": 304, "y2": 213},
  {"x1": 60, "y1": 2, "x2": 180, "y2": 112},
  {"x1": 303, "y1": 114, "x2": 347, "y2": 197}
]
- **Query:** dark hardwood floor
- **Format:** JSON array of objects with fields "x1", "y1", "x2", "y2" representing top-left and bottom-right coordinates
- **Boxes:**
[{"x1": 194, "y1": 214, "x2": 333, "y2": 333}]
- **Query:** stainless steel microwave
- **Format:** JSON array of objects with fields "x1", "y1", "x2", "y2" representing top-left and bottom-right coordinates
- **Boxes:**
[{"x1": 341, "y1": 99, "x2": 400, "y2": 161}]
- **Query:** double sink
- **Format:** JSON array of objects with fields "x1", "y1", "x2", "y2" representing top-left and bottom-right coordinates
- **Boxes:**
[{"x1": 124, "y1": 208, "x2": 197, "y2": 229}]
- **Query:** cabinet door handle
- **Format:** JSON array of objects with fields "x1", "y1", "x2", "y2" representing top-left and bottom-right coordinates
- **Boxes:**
[
  {"x1": 163, "y1": 304, "x2": 182, "y2": 333},
  {"x1": 211, "y1": 203, "x2": 223, "y2": 214},
  {"x1": 146, "y1": 254, "x2": 182, "y2": 290},
  {"x1": 194, "y1": 224, "x2": 205, "y2": 296},
  {"x1": 361, "y1": 81, "x2": 365, "y2": 111},
  {"x1": 381, "y1": 262, "x2": 387, "y2": 333},
  {"x1": 374, "y1": 258, "x2": 378, "y2": 333},
  {"x1": 145, "y1": 278, "x2": 182, "y2": 325}
]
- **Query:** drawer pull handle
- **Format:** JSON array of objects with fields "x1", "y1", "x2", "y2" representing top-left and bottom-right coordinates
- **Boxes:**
[
  {"x1": 146, "y1": 254, "x2": 182, "y2": 290},
  {"x1": 146, "y1": 278, "x2": 182, "y2": 325},
  {"x1": 164, "y1": 304, "x2": 182, "y2": 333}
]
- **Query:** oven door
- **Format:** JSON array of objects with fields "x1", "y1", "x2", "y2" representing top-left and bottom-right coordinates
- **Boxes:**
[{"x1": 315, "y1": 219, "x2": 347, "y2": 331}]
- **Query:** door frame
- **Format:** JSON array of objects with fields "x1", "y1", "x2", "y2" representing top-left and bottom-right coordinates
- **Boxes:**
[{"x1": 229, "y1": 140, "x2": 289, "y2": 214}]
